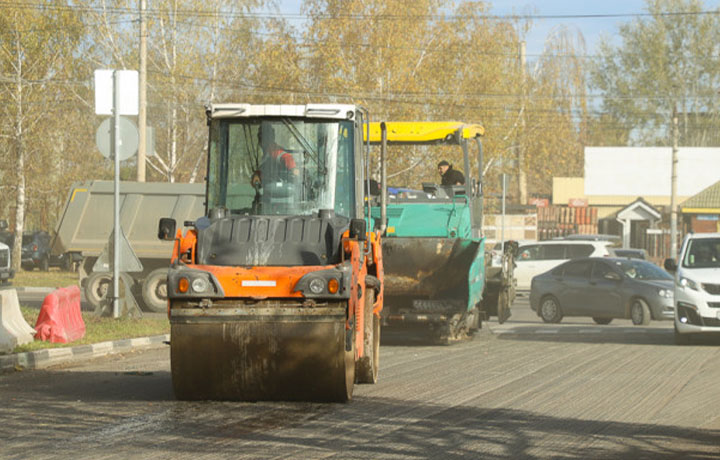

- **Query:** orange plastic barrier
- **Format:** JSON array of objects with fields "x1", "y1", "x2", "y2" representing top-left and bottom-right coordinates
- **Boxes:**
[{"x1": 35, "y1": 285, "x2": 85, "y2": 343}]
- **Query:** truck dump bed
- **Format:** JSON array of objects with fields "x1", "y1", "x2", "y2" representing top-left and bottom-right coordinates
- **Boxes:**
[{"x1": 52, "y1": 181, "x2": 206, "y2": 258}]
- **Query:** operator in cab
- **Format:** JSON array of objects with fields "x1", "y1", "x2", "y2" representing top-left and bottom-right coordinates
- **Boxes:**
[
  {"x1": 251, "y1": 124, "x2": 299, "y2": 187},
  {"x1": 437, "y1": 160, "x2": 465, "y2": 186}
]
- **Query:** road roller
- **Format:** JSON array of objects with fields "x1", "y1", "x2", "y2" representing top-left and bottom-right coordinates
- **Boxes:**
[{"x1": 158, "y1": 103, "x2": 384, "y2": 401}]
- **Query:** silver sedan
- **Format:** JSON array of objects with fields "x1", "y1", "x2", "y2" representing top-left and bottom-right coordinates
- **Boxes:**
[{"x1": 529, "y1": 257, "x2": 674, "y2": 325}]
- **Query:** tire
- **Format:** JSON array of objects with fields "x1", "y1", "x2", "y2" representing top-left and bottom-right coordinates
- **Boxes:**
[
  {"x1": 674, "y1": 322, "x2": 692, "y2": 345},
  {"x1": 85, "y1": 272, "x2": 113, "y2": 310},
  {"x1": 141, "y1": 268, "x2": 169, "y2": 313},
  {"x1": 39, "y1": 256, "x2": 49, "y2": 272},
  {"x1": 61, "y1": 254, "x2": 73, "y2": 272},
  {"x1": 592, "y1": 317, "x2": 613, "y2": 325},
  {"x1": 355, "y1": 289, "x2": 380, "y2": 384},
  {"x1": 630, "y1": 299, "x2": 651, "y2": 326},
  {"x1": 539, "y1": 296, "x2": 563, "y2": 324}
]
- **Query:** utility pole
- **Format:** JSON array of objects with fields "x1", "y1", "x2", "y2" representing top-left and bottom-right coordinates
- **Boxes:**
[
  {"x1": 670, "y1": 104, "x2": 679, "y2": 259},
  {"x1": 518, "y1": 40, "x2": 527, "y2": 206},
  {"x1": 137, "y1": 0, "x2": 147, "y2": 182}
]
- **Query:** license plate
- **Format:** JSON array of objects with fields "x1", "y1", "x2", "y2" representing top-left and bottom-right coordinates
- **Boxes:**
[{"x1": 241, "y1": 280, "x2": 276, "y2": 287}]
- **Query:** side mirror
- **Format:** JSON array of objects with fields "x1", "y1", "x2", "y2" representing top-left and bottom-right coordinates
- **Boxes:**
[
  {"x1": 604, "y1": 271, "x2": 622, "y2": 281},
  {"x1": 349, "y1": 218, "x2": 367, "y2": 241},
  {"x1": 664, "y1": 258, "x2": 677, "y2": 272},
  {"x1": 158, "y1": 218, "x2": 177, "y2": 241}
]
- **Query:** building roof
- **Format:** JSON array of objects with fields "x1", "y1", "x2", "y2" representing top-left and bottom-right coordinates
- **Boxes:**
[{"x1": 680, "y1": 180, "x2": 720, "y2": 213}]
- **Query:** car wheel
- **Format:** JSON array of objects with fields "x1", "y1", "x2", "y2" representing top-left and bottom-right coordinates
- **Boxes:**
[
  {"x1": 592, "y1": 317, "x2": 613, "y2": 325},
  {"x1": 61, "y1": 254, "x2": 73, "y2": 272},
  {"x1": 630, "y1": 299, "x2": 651, "y2": 326},
  {"x1": 674, "y1": 322, "x2": 692, "y2": 345},
  {"x1": 539, "y1": 296, "x2": 563, "y2": 324}
]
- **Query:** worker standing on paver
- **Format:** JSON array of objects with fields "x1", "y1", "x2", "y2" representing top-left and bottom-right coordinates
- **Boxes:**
[{"x1": 438, "y1": 160, "x2": 465, "y2": 186}]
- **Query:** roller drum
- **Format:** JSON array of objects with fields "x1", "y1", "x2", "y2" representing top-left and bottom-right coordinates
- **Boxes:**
[{"x1": 170, "y1": 305, "x2": 354, "y2": 402}]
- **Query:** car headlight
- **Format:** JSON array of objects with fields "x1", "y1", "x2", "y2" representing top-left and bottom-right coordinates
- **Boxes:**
[
  {"x1": 191, "y1": 277, "x2": 210, "y2": 293},
  {"x1": 658, "y1": 288, "x2": 673, "y2": 298},
  {"x1": 678, "y1": 277, "x2": 699, "y2": 291}
]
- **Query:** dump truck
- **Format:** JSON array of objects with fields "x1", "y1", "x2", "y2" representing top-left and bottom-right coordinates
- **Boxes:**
[
  {"x1": 368, "y1": 122, "x2": 514, "y2": 344},
  {"x1": 51, "y1": 181, "x2": 205, "y2": 311},
  {"x1": 158, "y1": 103, "x2": 384, "y2": 401}
]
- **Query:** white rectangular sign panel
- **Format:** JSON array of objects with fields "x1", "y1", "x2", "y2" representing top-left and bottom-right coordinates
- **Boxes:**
[
  {"x1": 94, "y1": 69, "x2": 139, "y2": 116},
  {"x1": 585, "y1": 147, "x2": 720, "y2": 197}
]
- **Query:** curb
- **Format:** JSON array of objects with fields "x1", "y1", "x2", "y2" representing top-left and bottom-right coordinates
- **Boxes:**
[
  {"x1": 0, "y1": 334, "x2": 170, "y2": 372},
  {"x1": 0, "y1": 286, "x2": 54, "y2": 293}
]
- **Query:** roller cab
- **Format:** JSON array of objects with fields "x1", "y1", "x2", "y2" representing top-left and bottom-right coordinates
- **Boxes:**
[{"x1": 161, "y1": 104, "x2": 384, "y2": 401}]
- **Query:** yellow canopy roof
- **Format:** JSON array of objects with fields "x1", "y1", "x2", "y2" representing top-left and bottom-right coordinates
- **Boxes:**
[{"x1": 364, "y1": 122, "x2": 484, "y2": 145}]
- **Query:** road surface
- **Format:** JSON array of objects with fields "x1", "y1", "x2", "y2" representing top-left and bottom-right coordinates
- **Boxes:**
[{"x1": 1, "y1": 297, "x2": 719, "y2": 459}]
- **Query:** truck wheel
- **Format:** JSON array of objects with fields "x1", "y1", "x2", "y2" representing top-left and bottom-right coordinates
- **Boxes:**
[
  {"x1": 356, "y1": 289, "x2": 379, "y2": 384},
  {"x1": 630, "y1": 299, "x2": 651, "y2": 326},
  {"x1": 39, "y1": 257, "x2": 49, "y2": 272},
  {"x1": 85, "y1": 272, "x2": 112, "y2": 310},
  {"x1": 142, "y1": 268, "x2": 169, "y2": 313},
  {"x1": 539, "y1": 296, "x2": 563, "y2": 324}
]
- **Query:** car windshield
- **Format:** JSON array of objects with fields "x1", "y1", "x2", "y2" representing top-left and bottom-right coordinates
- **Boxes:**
[
  {"x1": 207, "y1": 117, "x2": 355, "y2": 218},
  {"x1": 613, "y1": 260, "x2": 672, "y2": 280},
  {"x1": 682, "y1": 238, "x2": 720, "y2": 269}
]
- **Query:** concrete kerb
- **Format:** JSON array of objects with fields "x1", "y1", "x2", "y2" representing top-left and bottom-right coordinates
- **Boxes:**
[{"x1": 0, "y1": 334, "x2": 170, "y2": 372}]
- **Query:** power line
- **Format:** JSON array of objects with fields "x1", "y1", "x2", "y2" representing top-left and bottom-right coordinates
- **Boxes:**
[{"x1": 1, "y1": 1, "x2": 719, "y2": 21}]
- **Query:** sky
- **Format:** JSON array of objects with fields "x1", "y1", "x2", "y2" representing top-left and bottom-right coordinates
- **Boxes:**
[{"x1": 276, "y1": 0, "x2": 720, "y2": 56}]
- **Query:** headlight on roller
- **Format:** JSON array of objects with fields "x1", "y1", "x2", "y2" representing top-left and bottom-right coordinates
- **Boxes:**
[
  {"x1": 309, "y1": 278, "x2": 325, "y2": 294},
  {"x1": 191, "y1": 277, "x2": 209, "y2": 293}
]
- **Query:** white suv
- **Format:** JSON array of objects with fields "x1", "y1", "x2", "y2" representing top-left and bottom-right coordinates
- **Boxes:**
[
  {"x1": 665, "y1": 233, "x2": 720, "y2": 344},
  {"x1": 514, "y1": 240, "x2": 614, "y2": 291}
]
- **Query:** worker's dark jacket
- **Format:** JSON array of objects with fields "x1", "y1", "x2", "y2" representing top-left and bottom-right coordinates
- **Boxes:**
[{"x1": 441, "y1": 167, "x2": 465, "y2": 186}]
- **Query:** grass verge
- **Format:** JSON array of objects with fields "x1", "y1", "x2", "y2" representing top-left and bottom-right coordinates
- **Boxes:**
[
  {"x1": 11, "y1": 269, "x2": 79, "y2": 289},
  {"x1": 8, "y1": 306, "x2": 169, "y2": 354}
]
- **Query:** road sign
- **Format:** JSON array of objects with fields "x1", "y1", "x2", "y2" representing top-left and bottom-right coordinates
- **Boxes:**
[
  {"x1": 94, "y1": 70, "x2": 138, "y2": 116},
  {"x1": 95, "y1": 117, "x2": 139, "y2": 161}
]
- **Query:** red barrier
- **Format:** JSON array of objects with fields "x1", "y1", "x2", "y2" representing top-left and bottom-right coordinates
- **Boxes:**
[{"x1": 35, "y1": 285, "x2": 85, "y2": 343}]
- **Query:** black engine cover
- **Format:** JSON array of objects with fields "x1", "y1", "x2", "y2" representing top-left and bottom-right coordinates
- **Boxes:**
[{"x1": 196, "y1": 214, "x2": 349, "y2": 267}]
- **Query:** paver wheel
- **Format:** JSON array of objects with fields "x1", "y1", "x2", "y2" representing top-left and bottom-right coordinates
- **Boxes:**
[
  {"x1": 142, "y1": 268, "x2": 169, "y2": 313},
  {"x1": 630, "y1": 299, "x2": 651, "y2": 326},
  {"x1": 592, "y1": 317, "x2": 613, "y2": 325},
  {"x1": 539, "y1": 296, "x2": 563, "y2": 324}
]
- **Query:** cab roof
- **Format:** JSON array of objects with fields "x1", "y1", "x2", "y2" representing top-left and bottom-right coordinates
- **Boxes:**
[
  {"x1": 206, "y1": 103, "x2": 358, "y2": 120},
  {"x1": 365, "y1": 122, "x2": 484, "y2": 145}
]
